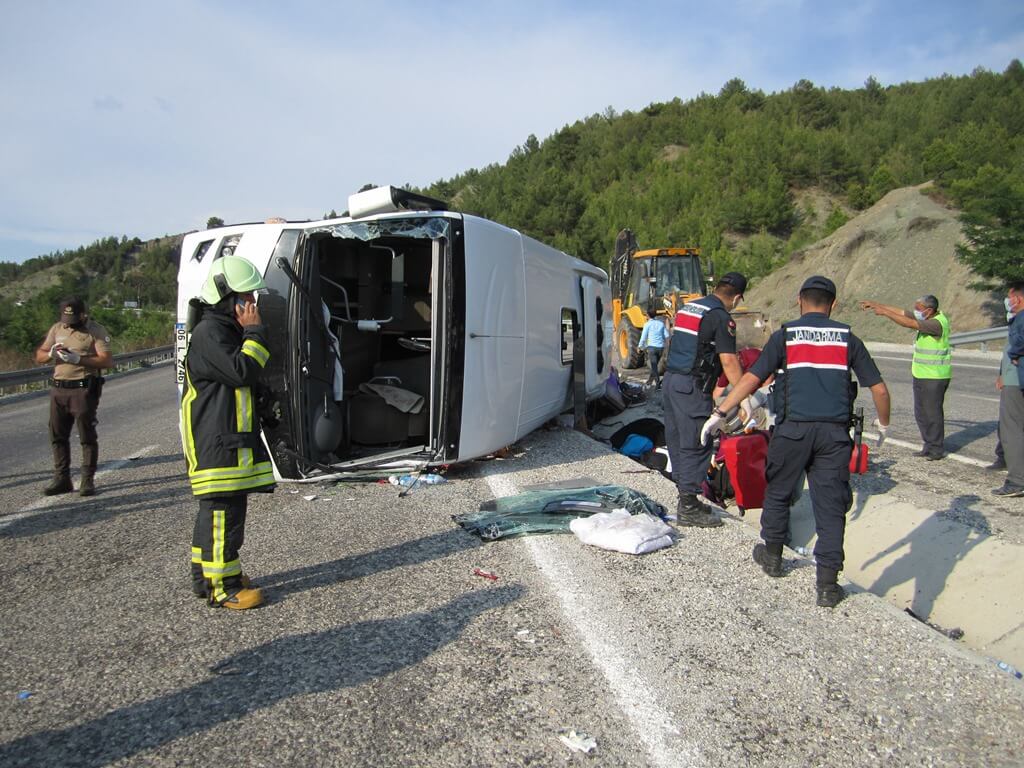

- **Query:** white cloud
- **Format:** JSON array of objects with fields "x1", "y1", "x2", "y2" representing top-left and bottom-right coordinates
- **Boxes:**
[
  {"x1": 0, "y1": 0, "x2": 1021, "y2": 261},
  {"x1": 92, "y1": 96, "x2": 124, "y2": 111}
]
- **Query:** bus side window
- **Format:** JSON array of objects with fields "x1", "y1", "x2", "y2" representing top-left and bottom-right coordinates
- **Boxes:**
[
  {"x1": 192, "y1": 239, "x2": 214, "y2": 263},
  {"x1": 561, "y1": 308, "x2": 577, "y2": 365}
]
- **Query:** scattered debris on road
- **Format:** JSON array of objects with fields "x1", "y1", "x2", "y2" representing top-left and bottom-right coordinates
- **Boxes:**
[
  {"x1": 904, "y1": 608, "x2": 965, "y2": 641},
  {"x1": 558, "y1": 730, "x2": 597, "y2": 754},
  {"x1": 454, "y1": 485, "x2": 667, "y2": 540}
]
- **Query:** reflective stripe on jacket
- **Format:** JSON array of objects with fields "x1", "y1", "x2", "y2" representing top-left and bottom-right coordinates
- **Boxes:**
[
  {"x1": 181, "y1": 307, "x2": 275, "y2": 496},
  {"x1": 666, "y1": 295, "x2": 722, "y2": 374},
  {"x1": 779, "y1": 317, "x2": 852, "y2": 423},
  {"x1": 911, "y1": 311, "x2": 951, "y2": 379}
]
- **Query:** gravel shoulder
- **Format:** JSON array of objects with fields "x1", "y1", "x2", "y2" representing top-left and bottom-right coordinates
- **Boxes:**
[{"x1": 464, "y1": 427, "x2": 1024, "y2": 767}]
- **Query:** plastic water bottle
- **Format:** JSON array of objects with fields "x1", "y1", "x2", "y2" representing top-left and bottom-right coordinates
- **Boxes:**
[
  {"x1": 388, "y1": 473, "x2": 446, "y2": 487},
  {"x1": 996, "y1": 661, "x2": 1023, "y2": 680}
]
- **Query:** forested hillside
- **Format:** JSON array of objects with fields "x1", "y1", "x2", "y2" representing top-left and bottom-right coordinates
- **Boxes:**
[
  {"x1": 3, "y1": 62, "x2": 1022, "y2": 370},
  {"x1": 420, "y1": 62, "x2": 1024, "y2": 280},
  {"x1": 0, "y1": 235, "x2": 180, "y2": 308},
  {"x1": 0, "y1": 236, "x2": 180, "y2": 370}
]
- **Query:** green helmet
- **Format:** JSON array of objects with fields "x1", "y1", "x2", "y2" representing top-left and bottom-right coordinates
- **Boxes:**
[{"x1": 200, "y1": 255, "x2": 266, "y2": 304}]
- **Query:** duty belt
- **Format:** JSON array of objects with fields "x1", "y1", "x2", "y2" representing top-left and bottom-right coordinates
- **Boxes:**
[{"x1": 50, "y1": 378, "x2": 92, "y2": 389}]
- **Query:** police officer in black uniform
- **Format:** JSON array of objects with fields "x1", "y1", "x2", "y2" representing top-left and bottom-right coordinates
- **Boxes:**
[
  {"x1": 701, "y1": 276, "x2": 891, "y2": 607},
  {"x1": 663, "y1": 272, "x2": 749, "y2": 527}
]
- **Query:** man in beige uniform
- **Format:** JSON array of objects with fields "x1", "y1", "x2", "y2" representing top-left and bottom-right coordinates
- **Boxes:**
[{"x1": 34, "y1": 297, "x2": 113, "y2": 496}]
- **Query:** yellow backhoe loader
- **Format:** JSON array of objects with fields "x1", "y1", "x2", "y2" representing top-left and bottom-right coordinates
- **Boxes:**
[{"x1": 610, "y1": 228, "x2": 711, "y2": 368}]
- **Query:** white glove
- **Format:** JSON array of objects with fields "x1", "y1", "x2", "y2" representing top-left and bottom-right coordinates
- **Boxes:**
[
  {"x1": 700, "y1": 412, "x2": 726, "y2": 445},
  {"x1": 48, "y1": 344, "x2": 60, "y2": 361},
  {"x1": 873, "y1": 418, "x2": 888, "y2": 447},
  {"x1": 740, "y1": 396, "x2": 760, "y2": 421},
  {"x1": 56, "y1": 348, "x2": 81, "y2": 364}
]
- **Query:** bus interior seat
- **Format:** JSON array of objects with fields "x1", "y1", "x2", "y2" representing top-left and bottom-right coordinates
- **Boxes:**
[{"x1": 347, "y1": 354, "x2": 431, "y2": 445}]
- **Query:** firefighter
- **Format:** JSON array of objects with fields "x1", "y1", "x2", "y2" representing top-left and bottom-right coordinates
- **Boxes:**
[
  {"x1": 662, "y1": 271, "x2": 750, "y2": 527},
  {"x1": 182, "y1": 255, "x2": 275, "y2": 610},
  {"x1": 34, "y1": 297, "x2": 113, "y2": 497},
  {"x1": 701, "y1": 276, "x2": 891, "y2": 607}
]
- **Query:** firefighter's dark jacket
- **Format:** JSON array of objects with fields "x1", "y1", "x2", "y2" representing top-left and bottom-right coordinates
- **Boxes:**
[{"x1": 181, "y1": 305, "x2": 275, "y2": 497}]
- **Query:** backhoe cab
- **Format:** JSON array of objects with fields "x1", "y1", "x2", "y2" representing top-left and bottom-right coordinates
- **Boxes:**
[{"x1": 610, "y1": 228, "x2": 711, "y2": 368}]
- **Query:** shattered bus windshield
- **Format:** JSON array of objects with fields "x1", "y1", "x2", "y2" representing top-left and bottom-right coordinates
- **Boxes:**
[{"x1": 310, "y1": 216, "x2": 451, "y2": 243}]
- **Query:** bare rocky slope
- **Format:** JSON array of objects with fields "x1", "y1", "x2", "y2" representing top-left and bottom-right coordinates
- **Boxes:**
[{"x1": 745, "y1": 184, "x2": 1007, "y2": 343}]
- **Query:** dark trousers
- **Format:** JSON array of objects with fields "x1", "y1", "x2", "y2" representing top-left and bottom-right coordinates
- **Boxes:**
[
  {"x1": 49, "y1": 386, "x2": 100, "y2": 475},
  {"x1": 761, "y1": 421, "x2": 852, "y2": 572},
  {"x1": 645, "y1": 347, "x2": 663, "y2": 386},
  {"x1": 913, "y1": 377, "x2": 949, "y2": 456},
  {"x1": 1000, "y1": 385, "x2": 1024, "y2": 488},
  {"x1": 663, "y1": 371, "x2": 713, "y2": 496},
  {"x1": 192, "y1": 495, "x2": 248, "y2": 603}
]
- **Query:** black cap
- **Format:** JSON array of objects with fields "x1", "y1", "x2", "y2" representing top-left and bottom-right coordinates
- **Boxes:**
[
  {"x1": 59, "y1": 296, "x2": 86, "y2": 323},
  {"x1": 719, "y1": 271, "x2": 747, "y2": 296},
  {"x1": 800, "y1": 275, "x2": 837, "y2": 297}
]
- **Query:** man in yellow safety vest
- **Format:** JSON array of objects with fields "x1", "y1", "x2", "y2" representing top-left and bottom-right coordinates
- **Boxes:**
[{"x1": 859, "y1": 294, "x2": 951, "y2": 460}]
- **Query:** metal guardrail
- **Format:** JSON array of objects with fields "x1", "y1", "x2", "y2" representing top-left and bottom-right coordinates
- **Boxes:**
[
  {"x1": 948, "y1": 327, "x2": 1008, "y2": 352},
  {"x1": 0, "y1": 345, "x2": 174, "y2": 391}
]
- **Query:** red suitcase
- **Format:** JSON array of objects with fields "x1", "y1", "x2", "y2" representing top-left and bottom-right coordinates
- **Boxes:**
[
  {"x1": 718, "y1": 431, "x2": 770, "y2": 513},
  {"x1": 849, "y1": 407, "x2": 869, "y2": 474}
]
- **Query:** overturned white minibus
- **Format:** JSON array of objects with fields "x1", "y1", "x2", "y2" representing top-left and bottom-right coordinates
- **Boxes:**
[{"x1": 176, "y1": 186, "x2": 612, "y2": 479}]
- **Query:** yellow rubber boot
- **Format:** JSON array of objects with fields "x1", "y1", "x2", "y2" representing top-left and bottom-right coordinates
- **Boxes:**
[{"x1": 219, "y1": 587, "x2": 264, "y2": 610}]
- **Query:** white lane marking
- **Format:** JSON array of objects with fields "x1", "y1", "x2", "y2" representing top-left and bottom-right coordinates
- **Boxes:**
[
  {"x1": 862, "y1": 433, "x2": 989, "y2": 468},
  {"x1": 871, "y1": 354, "x2": 998, "y2": 371},
  {"x1": 950, "y1": 392, "x2": 1000, "y2": 403},
  {"x1": 484, "y1": 473, "x2": 698, "y2": 768},
  {"x1": 950, "y1": 362, "x2": 999, "y2": 370},
  {"x1": 0, "y1": 444, "x2": 159, "y2": 530}
]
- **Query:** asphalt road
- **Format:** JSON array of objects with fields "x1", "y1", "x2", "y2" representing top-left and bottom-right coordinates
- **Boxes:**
[
  {"x1": 0, "y1": 367, "x2": 180, "y2": 507},
  {"x1": 1, "y1": 363, "x2": 1022, "y2": 767}
]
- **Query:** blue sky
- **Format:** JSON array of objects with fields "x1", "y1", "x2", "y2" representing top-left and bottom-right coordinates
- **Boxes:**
[{"x1": 1, "y1": 0, "x2": 1021, "y2": 263}]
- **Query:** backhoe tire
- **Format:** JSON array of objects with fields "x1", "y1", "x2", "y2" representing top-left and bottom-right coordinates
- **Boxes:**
[{"x1": 616, "y1": 321, "x2": 643, "y2": 370}]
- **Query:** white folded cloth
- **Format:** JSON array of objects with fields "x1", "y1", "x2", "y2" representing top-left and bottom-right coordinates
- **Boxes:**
[{"x1": 569, "y1": 510, "x2": 673, "y2": 555}]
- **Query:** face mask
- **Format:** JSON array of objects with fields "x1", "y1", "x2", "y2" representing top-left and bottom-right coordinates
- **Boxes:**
[{"x1": 913, "y1": 310, "x2": 926, "y2": 322}]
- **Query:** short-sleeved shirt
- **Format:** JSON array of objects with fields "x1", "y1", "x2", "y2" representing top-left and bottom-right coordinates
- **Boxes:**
[
  {"x1": 42, "y1": 320, "x2": 112, "y2": 381},
  {"x1": 903, "y1": 310, "x2": 943, "y2": 337},
  {"x1": 639, "y1": 317, "x2": 668, "y2": 349},
  {"x1": 696, "y1": 300, "x2": 737, "y2": 359},
  {"x1": 748, "y1": 313, "x2": 882, "y2": 388},
  {"x1": 716, "y1": 347, "x2": 762, "y2": 388}
]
